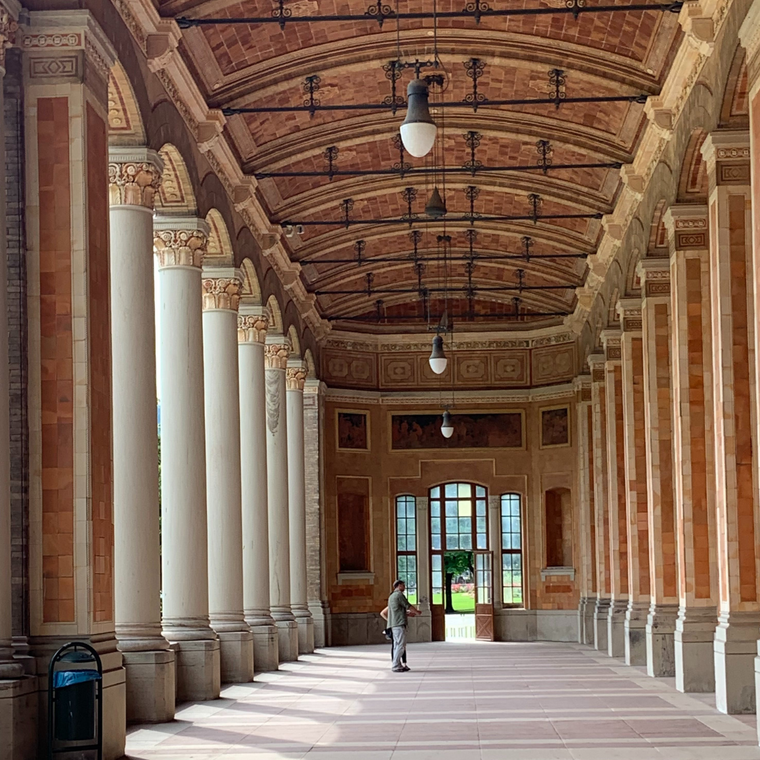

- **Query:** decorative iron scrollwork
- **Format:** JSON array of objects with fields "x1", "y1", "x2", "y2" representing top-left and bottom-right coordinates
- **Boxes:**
[
  {"x1": 302, "y1": 75, "x2": 321, "y2": 118},
  {"x1": 463, "y1": 58, "x2": 487, "y2": 112}
]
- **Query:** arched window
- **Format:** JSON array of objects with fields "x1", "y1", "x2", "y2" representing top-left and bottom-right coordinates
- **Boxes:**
[
  {"x1": 501, "y1": 493, "x2": 523, "y2": 606},
  {"x1": 395, "y1": 495, "x2": 417, "y2": 603}
]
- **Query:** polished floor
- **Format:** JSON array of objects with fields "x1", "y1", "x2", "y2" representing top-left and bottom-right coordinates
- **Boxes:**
[{"x1": 125, "y1": 641, "x2": 760, "y2": 760}]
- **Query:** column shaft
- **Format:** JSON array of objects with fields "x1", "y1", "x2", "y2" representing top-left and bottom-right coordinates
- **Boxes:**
[
  {"x1": 155, "y1": 219, "x2": 220, "y2": 702},
  {"x1": 703, "y1": 131, "x2": 760, "y2": 714},
  {"x1": 266, "y1": 340, "x2": 299, "y2": 662},
  {"x1": 203, "y1": 271, "x2": 253, "y2": 683},
  {"x1": 238, "y1": 308, "x2": 279, "y2": 671},
  {"x1": 665, "y1": 205, "x2": 718, "y2": 693},
  {"x1": 617, "y1": 302, "x2": 651, "y2": 667},
  {"x1": 109, "y1": 150, "x2": 173, "y2": 723},
  {"x1": 287, "y1": 362, "x2": 314, "y2": 654}
]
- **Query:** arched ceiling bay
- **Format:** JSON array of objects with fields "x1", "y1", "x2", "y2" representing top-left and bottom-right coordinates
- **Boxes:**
[{"x1": 164, "y1": 0, "x2": 682, "y2": 333}]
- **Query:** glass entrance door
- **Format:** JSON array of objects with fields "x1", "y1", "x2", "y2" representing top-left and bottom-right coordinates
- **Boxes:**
[
  {"x1": 429, "y1": 483, "x2": 489, "y2": 641},
  {"x1": 474, "y1": 550, "x2": 495, "y2": 641}
]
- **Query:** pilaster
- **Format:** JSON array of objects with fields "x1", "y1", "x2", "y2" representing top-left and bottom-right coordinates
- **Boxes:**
[
  {"x1": 574, "y1": 375, "x2": 595, "y2": 646},
  {"x1": 587, "y1": 353, "x2": 610, "y2": 653},
  {"x1": 636, "y1": 258, "x2": 679, "y2": 678},
  {"x1": 664, "y1": 203, "x2": 718, "y2": 693},
  {"x1": 702, "y1": 130, "x2": 760, "y2": 714},
  {"x1": 22, "y1": 11, "x2": 125, "y2": 757},
  {"x1": 616, "y1": 298, "x2": 651, "y2": 667},
  {"x1": 602, "y1": 329, "x2": 628, "y2": 658}
]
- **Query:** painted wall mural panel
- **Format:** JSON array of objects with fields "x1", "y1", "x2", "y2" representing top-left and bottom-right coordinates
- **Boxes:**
[
  {"x1": 390, "y1": 411, "x2": 524, "y2": 450},
  {"x1": 540, "y1": 406, "x2": 570, "y2": 448},
  {"x1": 337, "y1": 411, "x2": 368, "y2": 450}
]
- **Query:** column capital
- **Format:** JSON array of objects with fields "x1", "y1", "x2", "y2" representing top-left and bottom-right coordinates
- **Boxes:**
[
  {"x1": 21, "y1": 10, "x2": 116, "y2": 88},
  {"x1": 201, "y1": 266, "x2": 242, "y2": 312},
  {"x1": 303, "y1": 377, "x2": 325, "y2": 395},
  {"x1": 238, "y1": 305, "x2": 269, "y2": 345},
  {"x1": 153, "y1": 216, "x2": 209, "y2": 270},
  {"x1": 636, "y1": 257, "x2": 671, "y2": 298},
  {"x1": 587, "y1": 352, "x2": 606, "y2": 382},
  {"x1": 265, "y1": 337, "x2": 290, "y2": 370},
  {"x1": 108, "y1": 147, "x2": 163, "y2": 209},
  {"x1": 701, "y1": 130, "x2": 751, "y2": 189},
  {"x1": 601, "y1": 329, "x2": 621, "y2": 362},
  {"x1": 286, "y1": 360, "x2": 307, "y2": 392},
  {"x1": 616, "y1": 297, "x2": 643, "y2": 333},
  {"x1": 663, "y1": 204, "x2": 709, "y2": 253}
]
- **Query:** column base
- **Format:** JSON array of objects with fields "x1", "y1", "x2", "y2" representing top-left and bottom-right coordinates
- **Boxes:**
[
  {"x1": 294, "y1": 609, "x2": 315, "y2": 655},
  {"x1": 309, "y1": 600, "x2": 330, "y2": 648},
  {"x1": 607, "y1": 599, "x2": 627, "y2": 658},
  {"x1": 275, "y1": 619, "x2": 299, "y2": 663},
  {"x1": 122, "y1": 649, "x2": 175, "y2": 723},
  {"x1": 249, "y1": 622, "x2": 279, "y2": 672},
  {"x1": 714, "y1": 610, "x2": 760, "y2": 714},
  {"x1": 675, "y1": 605, "x2": 716, "y2": 693},
  {"x1": 0, "y1": 676, "x2": 37, "y2": 760},
  {"x1": 625, "y1": 601, "x2": 649, "y2": 666},
  {"x1": 577, "y1": 597, "x2": 587, "y2": 644},
  {"x1": 174, "y1": 638, "x2": 221, "y2": 702},
  {"x1": 583, "y1": 599, "x2": 595, "y2": 646},
  {"x1": 593, "y1": 598, "x2": 610, "y2": 652},
  {"x1": 646, "y1": 603, "x2": 678, "y2": 677},
  {"x1": 217, "y1": 630, "x2": 254, "y2": 684}
]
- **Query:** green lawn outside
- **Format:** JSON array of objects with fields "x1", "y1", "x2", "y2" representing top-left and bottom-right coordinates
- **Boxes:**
[{"x1": 432, "y1": 590, "x2": 475, "y2": 613}]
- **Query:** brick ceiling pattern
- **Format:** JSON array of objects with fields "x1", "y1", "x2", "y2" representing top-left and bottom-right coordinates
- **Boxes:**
[{"x1": 165, "y1": 0, "x2": 681, "y2": 332}]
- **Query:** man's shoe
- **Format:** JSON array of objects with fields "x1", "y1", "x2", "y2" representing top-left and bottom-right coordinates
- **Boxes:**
[
  {"x1": 391, "y1": 668, "x2": 405, "y2": 672},
  {"x1": 401, "y1": 666, "x2": 411, "y2": 672}
]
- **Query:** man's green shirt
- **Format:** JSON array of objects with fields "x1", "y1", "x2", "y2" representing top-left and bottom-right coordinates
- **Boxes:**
[{"x1": 387, "y1": 589, "x2": 411, "y2": 628}]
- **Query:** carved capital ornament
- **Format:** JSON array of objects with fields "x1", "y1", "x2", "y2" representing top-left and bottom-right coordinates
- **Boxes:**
[
  {"x1": 202, "y1": 276, "x2": 241, "y2": 312},
  {"x1": 286, "y1": 366, "x2": 307, "y2": 391},
  {"x1": 108, "y1": 159, "x2": 162, "y2": 208},
  {"x1": 237, "y1": 314, "x2": 268, "y2": 345},
  {"x1": 264, "y1": 342, "x2": 289, "y2": 370},
  {"x1": 153, "y1": 227, "x2": 207, "y2": 269}
]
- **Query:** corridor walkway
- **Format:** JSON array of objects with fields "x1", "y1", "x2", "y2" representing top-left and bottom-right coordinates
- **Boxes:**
[{"x1": 125, "y1": 642, "x2": 760, "y2": 760}]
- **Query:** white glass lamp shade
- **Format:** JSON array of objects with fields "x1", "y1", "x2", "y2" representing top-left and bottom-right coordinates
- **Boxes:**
[
  {"x1": 428, "y1": 335, "x2": 447, "y2": 375},
  {"x1": 400, "y1": 79, "x2": 437, "y2": 158},
  {"x1": 441, "y1": 411, "x2": 454, "y2": 439}
]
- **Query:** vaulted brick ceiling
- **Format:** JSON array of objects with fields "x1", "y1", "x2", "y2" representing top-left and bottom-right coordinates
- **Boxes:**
[{"x1": 164, "y1": 0, "x2": 681, "y2": 333}]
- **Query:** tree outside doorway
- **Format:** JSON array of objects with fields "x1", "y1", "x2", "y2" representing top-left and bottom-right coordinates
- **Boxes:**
[{"x1": 444, "y1": 551, "x2": 474, "y2": 614}]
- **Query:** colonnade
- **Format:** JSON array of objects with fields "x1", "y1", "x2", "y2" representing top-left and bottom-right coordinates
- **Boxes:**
[
  {"x1": 576, "y1": 127, "x2": 760, "y2": 719},
  {"x1": 109, "y1": 152, "x2": 314, "y2": 720}
]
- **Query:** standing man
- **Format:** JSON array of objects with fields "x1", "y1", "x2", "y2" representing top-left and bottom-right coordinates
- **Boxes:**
[{"x1": 387, "y1": 579, "x2": 420, "y2": 672}]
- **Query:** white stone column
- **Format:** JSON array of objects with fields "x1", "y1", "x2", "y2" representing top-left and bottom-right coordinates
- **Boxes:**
[
  {"x1": 154, "y1": 218, "x2": 220, "y2": 701},
  {"x1": 0, "y1": 12, "x2": 21, "y2": 685},
  {"x1": 265, "y1": 338, "x2": 299, "y2": 661},
  {"x1": 109, "y1": 149, "x2": 174, "y2": 722},
  {"x1": 202, "y1": 269, "x2": 253, "y2": 683},
  {"x1": 286, "y1": 360, "x2": 315, "y2": 654},
  {"x1": 238, "y1": 306, "x2": 279, "y2": 671}
]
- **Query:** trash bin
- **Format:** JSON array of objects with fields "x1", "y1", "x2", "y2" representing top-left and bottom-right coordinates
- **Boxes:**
[
  {"x1": 52, "y1": 670, "x2": 101, "y2": 741},
  {"x1": 48, "y1": 641, "x2": 103, "y2": 759}
]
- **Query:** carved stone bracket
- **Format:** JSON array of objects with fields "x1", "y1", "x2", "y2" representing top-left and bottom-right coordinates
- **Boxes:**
[
  {"x1": 108, "y1": 147, "x2": 163, "y2": 208},
  {"x1": 0, "y1": 9, "x2": 18, "y2": 70},
  {"x1": 616, "y1": 297, "x2": 643, "y2": 333}
]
